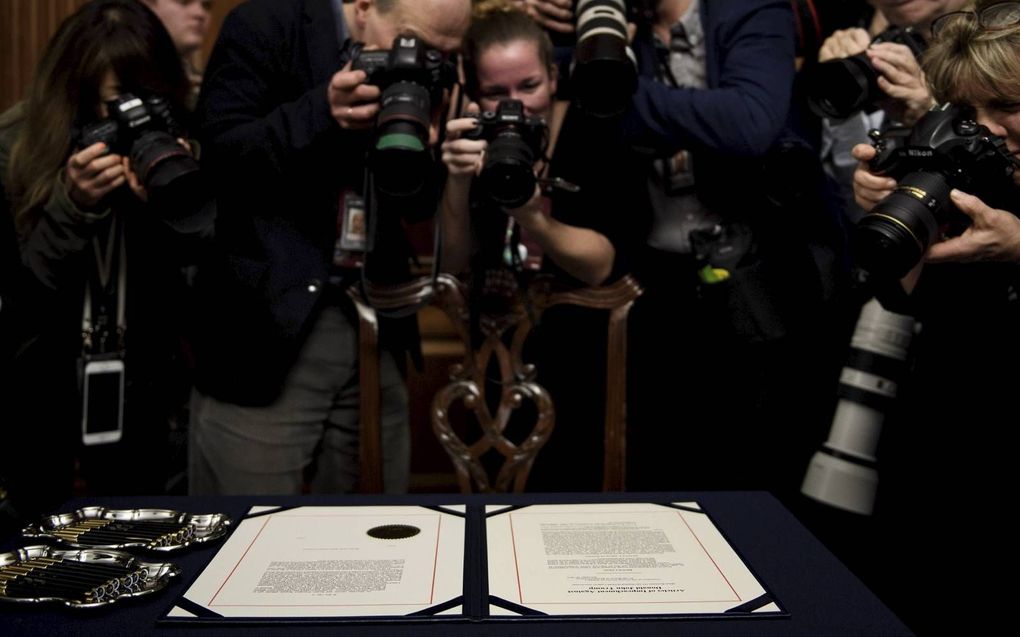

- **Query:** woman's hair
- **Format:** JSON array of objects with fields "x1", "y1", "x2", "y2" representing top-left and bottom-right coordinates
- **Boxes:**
[
  {"x1": 461, "y1": 0, "x2": 556, "y2": 100},
  {"x1": 923, "y1": 6, "x2": 1020, "y2": 106},
  {"x1": 3, "y1": 0, "x2": 190, "y2": 233}
]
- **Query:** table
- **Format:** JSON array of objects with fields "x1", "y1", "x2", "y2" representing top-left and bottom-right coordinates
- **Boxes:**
[{"x1": 0, "y1": 491, "x2": 912, "y2": 636}]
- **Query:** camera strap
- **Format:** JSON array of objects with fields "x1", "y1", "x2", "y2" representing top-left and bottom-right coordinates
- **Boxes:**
[
  {"x1": 355, "y1": 169, "x2": 442, "y2": 319},
  {"x1": 82, "y1": 214, "x2": 126, "y2": 355}
]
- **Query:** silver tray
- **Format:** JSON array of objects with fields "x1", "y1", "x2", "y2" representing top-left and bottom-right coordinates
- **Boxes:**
[
  {"x1": 0, "y1": 545, "x2": 179, "y2": 608},
  {"x1": 23, "y1": 506, "x2": 231, "y2": 551}
]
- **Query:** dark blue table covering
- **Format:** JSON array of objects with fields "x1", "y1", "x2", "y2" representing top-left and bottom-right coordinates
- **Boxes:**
[{"x1": 0, "y1": 491, "x2": 912, "y2": 635}]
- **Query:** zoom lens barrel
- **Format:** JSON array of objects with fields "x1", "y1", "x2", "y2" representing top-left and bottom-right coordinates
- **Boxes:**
[
  {"x1": 572, "y1": 0, "x2": 637, "y2": 118},
  {"x1": 855, "y1": 171, "x2": 949, "y2": 279},
  {"x1": 802, "y1": 299, "x2": 915, "y2": 515},
  {"x1": 371, "y1": 82, "x2": 432, "y2": 197}
]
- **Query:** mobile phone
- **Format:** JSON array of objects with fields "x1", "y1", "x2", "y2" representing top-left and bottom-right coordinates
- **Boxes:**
[{"x1": 81, "y1": 358, "x2": 125, "y2": 446}]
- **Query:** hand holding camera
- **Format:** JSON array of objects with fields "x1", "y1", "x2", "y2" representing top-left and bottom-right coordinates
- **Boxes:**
[
  {"x1": 442, "y1": 102, "x2": 488, "y2": 180},
  {"x1": 817, "y1": 27, "x2": 871, "y2": 63},
  {"x1": 328, "y1": 62, "x2": 382, "y2": 130},
  {"x1": 925, "y1": 188, "x2": 1020, "y2": 263},
  {"x1": 74, "y1": 93, "x2": 199, "y2": 208},
  {"x1": 66, "y1": 142, "x2": 128, "y2": 209},
  {"x1": 443, "y1": 100, "x2": 548, "y2": 210},
  {"x1": 460, "y1": 99, "x2": 548, "y2": 209},
  {"x1": 850, "y1": 143, "x2": 895, "y2": 211},
  {"x1": 851, "y1": 103, "x2": 1020, "y2": 277},
  {"x1": 808, "y1": 26, "x2": 927, "y2": 120},
  {"x1": 866, "y1": 42, "x2": 933, "y2": 126},
  {"x1": 346, "y1": 35, "x2": 457, "y2": 197}
]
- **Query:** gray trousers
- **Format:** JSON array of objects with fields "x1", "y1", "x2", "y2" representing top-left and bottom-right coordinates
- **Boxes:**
[{"x1": 188, "y1": 305, "x2": 410, "y2": 495}]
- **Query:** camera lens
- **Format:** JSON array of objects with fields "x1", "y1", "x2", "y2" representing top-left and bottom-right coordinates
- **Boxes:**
[
  {"x1": 801, "y1": 298, "x2": 914, "y2": 515},
  {"x1": 371, "y1": 82, "x2": 432, "y2": 197},
  {"x1": 131, "y1": 131, "x2": 206, "y2": 229},
  {"x1": 131, "y1": 131, "x2": 201, "y2": 198},
  {"x1": 855, "y1": 170, "x2": 948, "y2": 279},
  {"x1": 806, "y1": 53, "x2": 880, "y2": 120},
  {"x1": 573, "y1": 0, "x2": 637, "y2": 117},
  {"x1": 479, "y1": 130, "x2": 537, "y2": 209}
]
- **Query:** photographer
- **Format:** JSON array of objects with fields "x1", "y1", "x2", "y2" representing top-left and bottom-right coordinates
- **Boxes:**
[
  {"x1": 440, "y1": 1, "x2": 634, "y2": 490},
  {"x1": 0, "y1": 0, "x2": 208, "y2": 501},
  {"x1": 845, "y1": 2, "x2": 1020, "y2": 630},
  {"x1": 853, "y1": 2, "x2": 1020, "y2": 265},
  {"x1": 189, "y1": 0, "x2": 471, "y2": 495},
  {"x1": 598, "y1": 0, "x2": 830, "y2": 497},
  {"x1": 816, "y1": 0, "x2": 968, "y2": 225},
  {"x1": 441, "y1": 3, "x2": 621, "y2": 287}
]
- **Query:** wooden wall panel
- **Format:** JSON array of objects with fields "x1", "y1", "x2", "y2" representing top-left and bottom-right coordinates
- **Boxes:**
[
  {"x1": 0, "y1": 0, "x2": 246, "y2": 114},
  {"x1": 0, "y1": 0, "x2": 88, "y2": 113}
]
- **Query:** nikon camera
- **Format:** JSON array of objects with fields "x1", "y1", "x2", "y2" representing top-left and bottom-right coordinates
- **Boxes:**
[
  {"x1": 464, "y1": 99, "x2": 547, "y2": 209},
  {"x1": 855, "y1": 103, "x2": 1019, "y2": 279},
  {"x1": 79, "y1": 93, "x2": 199, "y2": 203},
  {"x1": 351, "y1": 35, "x2": 457, "y2": 197}
]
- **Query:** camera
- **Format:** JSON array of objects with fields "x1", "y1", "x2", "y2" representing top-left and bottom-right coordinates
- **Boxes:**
[
  {"x1": 806, "y1": 26, "x2": 926, "y2": 120},
  {"x1": 464, "y1": 100, "x2": 547, "y2": 209},
  {"x1": 570, "y1": 0, "x2": 648, "y2": 118},
  {"x1": 351, "y1": 35, "x2": 457, "y2": 197},
  {"x1": 79, "y1": 93, "x2": 199, "y2": 202},
  {"x1": 802, "y1": 298, "x2": 915, "y2": 515},
  {"x1": 855, "y1": 103, "x2": 1019, "y2": 279}
]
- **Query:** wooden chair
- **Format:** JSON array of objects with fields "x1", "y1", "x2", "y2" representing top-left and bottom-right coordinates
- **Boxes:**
[
  {"x1": 349, "y1": 273, "x2": 642, "y2": 494},
  {"x1": 346, "y1": 276, "x2": 436, "y2": 493}
]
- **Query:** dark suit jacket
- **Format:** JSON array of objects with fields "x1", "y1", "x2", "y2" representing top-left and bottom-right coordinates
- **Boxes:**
[
  {"x1": 624, "y1": 0, "x2": 795, "y2": 218},
  {"x1": 194, "y1": 0, "x2": 412, "y2": 404}
]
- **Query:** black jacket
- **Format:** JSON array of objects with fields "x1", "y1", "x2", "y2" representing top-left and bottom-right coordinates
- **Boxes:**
[{"x1": 194, "y1": 0, "x2": 414, "y2": 404}]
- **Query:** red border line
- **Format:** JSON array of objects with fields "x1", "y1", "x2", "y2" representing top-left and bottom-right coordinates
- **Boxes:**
[
  {"x1": 510, "y1": 514, "x2": 523, "y2": 603},
  {"x1": 430, "y1": 515, "x2": 442, "y2": 604},
  {"x1": 209, "y1": 516, "x2": 272, "y2": 606},
  {"x1": 675, "y1": 510, "x2": 739, "y2": 600}
]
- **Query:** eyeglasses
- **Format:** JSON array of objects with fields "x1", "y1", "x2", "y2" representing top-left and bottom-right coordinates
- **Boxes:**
[{"x1": 932, "y1": 2, "x2": 1020, "y2": 38}]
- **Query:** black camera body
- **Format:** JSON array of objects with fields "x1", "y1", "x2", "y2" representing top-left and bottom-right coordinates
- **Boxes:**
[
  {"x1": 350, "y1": 36, "x2": 456, "y2": 197},
  {"x1": 855, "y1": 103, "x2": 1019, "y2": 277},
  {"x1": 351, "y1": 35, "x2": 456, "y2": 98},
  {"x1": 79, "y1": 93, "x2": 198, "y2": 200},
  {"x1": 807, "y1": 26, "x2": 926, "y2": 120},
  {"x1": 464, "y1": 100, "x2": 547, "y2": 209}
]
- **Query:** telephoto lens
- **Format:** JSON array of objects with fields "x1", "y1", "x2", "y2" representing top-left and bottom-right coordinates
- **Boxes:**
[
  {"x1": 572, "y1": 0, "x2": 637, "y2": 117},
  {"x1": 801, "y1": 298, "x2": 915, "y2": 515}
]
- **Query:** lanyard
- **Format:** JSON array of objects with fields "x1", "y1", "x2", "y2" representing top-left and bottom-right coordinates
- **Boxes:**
[{"x1": 81, "y1": 215, "x2": 127, "y2": 353}]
